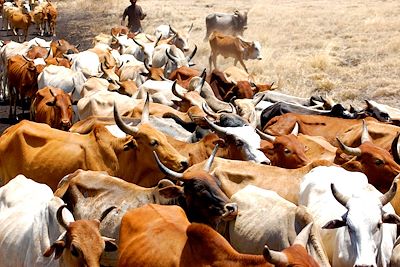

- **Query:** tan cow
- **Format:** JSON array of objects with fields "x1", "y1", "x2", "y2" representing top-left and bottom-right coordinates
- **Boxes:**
[{"x1": 208, "y1": 31, "x2": 262, "y2": 73}]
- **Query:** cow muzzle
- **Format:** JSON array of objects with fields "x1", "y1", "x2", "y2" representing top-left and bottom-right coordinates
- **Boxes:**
[{"x1": 221, "y1": 202, "x2": 238, "y2": 221}]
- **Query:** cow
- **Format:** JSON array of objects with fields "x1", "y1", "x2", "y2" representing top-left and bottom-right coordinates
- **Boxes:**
[
  {"x1": 0, "y1": 175, "x2": 117, "y2": 267},
  {"x1": 54, "y1": 146, "x2": 237, "y2": 265},
  {"x1": 169, "y1": 66, "x2": 200, "y2": 88},
  {"x1": 43, "y1": 2, "x2": 57, "y2": 36},
  {"x1": 0, "y1": 99, "x2": 188, "y2": 189},
  {"x1": 227, "y1": 185, "x2": 330, "y2": 266},
  {"x1": 204, "y1": 10, "x2": 248, "y2": 40},
  {"x1": 7, "y1": 54, "x2": 45, "y2": 119},
  {"x1": 154, "y1": 23, "x2": 193, "y2": 52},
  {"x1": 26, "y1": 44, "x2": 50, "y2": 59},
  {"x1": 299, "y1": 166, "x2": 399, "y2": 267},
  {"x1": 209, "y1": 31, "x2": 262, "y2": 73},
  {"x1": 30, "y1": 86, "x2": 73, "y2": 130},
  {"x1": 118, "y1": 204, "x2": 319, "y2": 267},
  {"x1": 9, "y1": 9, "x2": 34, "y2": 42},
  {"x1": 50, "y1": 39, "x2": 79, "y2": 58}
]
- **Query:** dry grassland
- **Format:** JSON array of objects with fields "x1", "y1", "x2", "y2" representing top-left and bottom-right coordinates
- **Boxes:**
[{"x1": 56, "y1": 0, "x2": 400, "y2": 108}]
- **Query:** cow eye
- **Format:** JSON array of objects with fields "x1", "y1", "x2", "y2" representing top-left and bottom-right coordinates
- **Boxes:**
[
  {"x1": 150, "y1": 140, "x2": 159, "y2": 147},
  {"x1": 235, "y1": 140, "x2": 244, "y2": 146},
  {"x1": 71, "y1": 244, "x2": 80, "y2": 257},
  {"x1": 284, "y1": 148, "x2": 291, "y2": 154},
  {"x1": 375, "y1": 159, "x2": 384, "y2": 166}
]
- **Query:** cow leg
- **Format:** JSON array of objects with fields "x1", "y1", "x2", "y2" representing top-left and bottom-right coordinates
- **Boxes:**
[
  {"x1": 209, "y1": 53, "x2": 217, "y2": 70},
  {"x1": 238, "y1": 59, "x2": 249, "y2": 74}
]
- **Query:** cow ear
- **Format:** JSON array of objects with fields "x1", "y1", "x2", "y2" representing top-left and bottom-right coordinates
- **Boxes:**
[
  {"x1": 382, "y1": 213, "x2": 400, "y2": 225},
  {"x1": 103, "y1": 237, "x2": 118, "y2": 252},
  {"x1": 159, "y1": 186, "x2": 184, "y2": 199},
  {"x1": 123, "y1": 139, "x2": 137, "y2": 151},
  {"x1": 322, "y1": 219, "x2": 347, "y2": 229},
  {"x1": 43, "y1": 240, "x2": 65, "y2": 259},
  {"x1": 213, "y1": 138, "x2": 226, "y2": 148}
]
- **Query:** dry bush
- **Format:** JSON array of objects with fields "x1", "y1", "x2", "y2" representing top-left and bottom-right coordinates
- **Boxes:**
[{"x1": 55, "y1": 0, "x2": 400, "y2": 109}]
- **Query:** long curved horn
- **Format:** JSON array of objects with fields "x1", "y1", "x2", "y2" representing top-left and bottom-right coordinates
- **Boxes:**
[
  {"x1": 203, "y1": 144, "x2": 219, "y2": 172},
  {"x1": 291, "y1": 122, "x2": 299, "y2": 136},
  {"x1": 391, "y1": 132, "x2": 400, "y2": 164},
  {"x1": 166, "y1": 48, "x2": 177, "y2": 63},
  {"x1": 336, "y1": 137, "x2": 361, "y2": 156},
  {"x1": 202, "y1": 102, "x2": 218, "y2": 119},
  {"x1": 205, "y1": 117, "x2": 227, "y2": 135},
  {"x1": 380, "y1": 180, "x2": 398, "y2": 206},
  {"x1": 171, "y1": 81, "x2": 184, "y2": 99},
  {"x1": 133, "y1": 38, "x2": 144, "y2": 49},
  {"x1": 256, "y1": 128, "x2": 276, "y2": 142},
  {"x1": 154, "y1": 34, "x2": 162, "y2": 47},
  {"x1": 22, "y1": 54, "x2": 33, "y2": 62},
  {"x1": 99, "y1": 206, "x2": 117, "y2": 222},
  {"x1": 361, "y1": 120, "x2": 371, "y2": 144},
  {"x1": 293, "y1": 222, "x2": 312, "y2": 247},
  {"x1": 114, "y1": 102, "x2": 139, "y2": 135},
  {"x1": 56, "y1": 204, "x2": 69, "y2": 230},
  {"x1": 187, "y1": 44, "x2": 197, "y2": 61},
  {"x1": 263, "y1": 245, "x2": 289, "y2": 266},
  {"x1": 141, "y1": 92, "x2": 150, "y2": 123},
  {"x1": 144, "y1": 58, "x2": 151, "y2": 72},
  {"x1": 169, "y1": 25, "x2": 177, "y2": 34},
  {"x1": 194, "y1": 70, "x2": 206, "y2": 93},
  {"x1": 331, "y1": 183, "x2": 350, "y2": 208},
  {"x1": 153, "y1": 151, "x2": 183, "y2": 179},
  {"x1": 252, "y1": 93, "x2": 264, "y2": 106}
]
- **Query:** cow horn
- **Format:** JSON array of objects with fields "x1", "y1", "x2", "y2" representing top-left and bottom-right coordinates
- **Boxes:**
[
  {"x1": 172, "y1": 81, "x2": 184, "y2": 99},
  {"x1": 187, "y1": 45, "x2": 197, "y2": 61},
  {"x1": 256, "y1": 128, "x2": 276, "y2": 142},
  {"x1": 22, "y1": 54, "x2": 32, "y2": 62},
  {"x1": 141, "y1": 92, "x2": 150, "y2": 123},
  {"x1": 44, "y1": 48, "x2": 51, "y2": 60},
  {"x1": 336, "y1": 137, "x2": 361, "y2": 156},
  {"x1": 154, "y1": 34, "x2": 162, "y2": 47},
  {"x1": 263, "y1": 245, "x2": 289, "y2": 266},
  {"x1": 153, "y1": 151, "x2": 184, "y2": 179},
  {"x1": 331, "y1": 183, "x2": 350, "y2": 208},
  {"x1": 166, "y1": 48, "x2": 177, "y2": 63},
  {"x1": 194, "y1": 70, "x2": 206, "y2": 93},
  {"x1": 252, "y1": 93, "x2": 264, "y2": 106},
  {"x1": 75, "y1": 43, "x2": 80, "y2": 49},
  {"x1": 380, "y1": 179, "x2": 398, "y2": 206},
  {"x1": 205, "y1": 117, "x2": 228, "y2": 135},
  {"x1": 98, "y1": 206, "x2": 117, "y2": 223},
  {"x1": 58, "y1": 40, "x2": 61, "y2": 46},
  {"x1": 293, "y1": 222, "x2": 312, "y2": 247},
  {"x1": 391, "y1": 132, "x2": 400, "y2": 164},
  {"x1": 56, "y1": 204, "x2": 70, "y2": 230},
  {"x1": 203, "y1": 144, "x2": 219, "y2": 172},
  {"x1": 114, "y1": 102, "x2": 139, "y2": 135},
  {"x1": 169, "y1": 25, "x2": 177, "y2": 34},
  {"x1": 361, "y1": 120, "x2": 371, "y2": 144},
  {"x1": 133, "y1": 38, "x2": 144, "y2": 49},
  {"x1": 144, "y1": 58, "x2": 151, "y2": 72},
  {"x1": 100, "y1": 62, "x2": 107, "y2": 74},
  {"x1": 49, "y1": 88, "x2": 56, "y2": 98},
  {"x1": 202, "y1": 102, "x2": 218, "y2": 119},
  {"x1": 145, "y1": 34, "x2": 155, "y2": 42},
  {"x1": 291, "y1": 122, "x2": 299, "y2": 136}
]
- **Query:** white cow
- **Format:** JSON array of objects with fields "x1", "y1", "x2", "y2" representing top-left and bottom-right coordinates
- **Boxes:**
[
  {"x1": 65, "y1": 50, "x2": 102, "y2": 78},
  {"x1": 299, "y1": 166, "x2": 399, "y2": 267},
  {"x1": 227, "y1": 185, "x2": 330, "y2": 266},
  {"x1": 0, "y1": 175, "x2": 117, "y2": 267},
  {"x1": 137, "y1": 79, "x2": 187, "y2": 107}
]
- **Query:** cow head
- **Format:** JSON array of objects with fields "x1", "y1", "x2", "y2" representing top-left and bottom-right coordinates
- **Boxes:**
[
  {"x1": 165, "y1": 44, "x2": 197, "y2": 73},
  {"x1": 114, "y1": 94, "x2": 189, "y2": 175},
  {"x1": 205, "y1": 117, "x2": 270, "y2": 164},
  {"x1": 338, "y1": 120, "x2": 400, "y2": 192},
  {"x1": 242, "y1": 39, "x2": 263, "y2": 61},
  {"x1": 44, "y1": 205, "x2": 118, "y2": 267},
  {"x1": 322, "y1": 181, "x2": 400, "y2": 267},
  {"x1": 51, "y1": 39, "x2": 79, "y2": 58},
  {"x1": 153, "y1": 144, "x2": 238, "y2": 228},
  {"x1": 232, "y1": 10, "x2": 248, "y2": 34},
  {"x1": 44, "y1": 87, "x2": 73, "y2": 130},
  {"x1": 140, "y1": 58, "x2": 165, "y2": 81},
  {"x1": 168, "y1": 23, "x2": 193, "y2": 52},
  {"x1": 263, "y1": 223, "x2": 319, "y2": 267},
  {"x1": 257, "y1": 124, "x2": 309, "y2": 169}
]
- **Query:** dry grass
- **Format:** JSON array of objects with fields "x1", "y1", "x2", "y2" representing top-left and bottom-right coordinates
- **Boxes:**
[{"x1": 55, "y1": 0, "x2": 400, "y2": 109}]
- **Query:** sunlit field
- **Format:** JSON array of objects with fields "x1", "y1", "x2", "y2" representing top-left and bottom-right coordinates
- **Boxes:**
[{"x1": 56, "y1": 0, "x2": 400, "y2": 108}]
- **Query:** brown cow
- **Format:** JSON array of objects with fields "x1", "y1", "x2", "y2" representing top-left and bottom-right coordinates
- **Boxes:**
[
  {"x1": 26, "y1": 45, "x2": 50, "y2": 59},
  {"x1": 43, "y1": 2, "x2": 57, "y2": 36},
  {"x1": 50, "y1": 39, "x2": 79, "y2": 58},
  {"x1": 30, "y1": 86, "x2": 73, "y2": 130},
  {"x1": 117, "y1": 204, "x2": 319, "y2": 267},
  {"x1": 7, "y1": 54, "x2": 45, "y2": 119},
  {"x1": 208, "y1": 31, "x2": 262, "y2": 73},
  {"x1": 9, "y1": 10, "x2": 33, "y2": 42},
  {"x1": 168, "y1": 66, "x2": 200, "y2": 88}
]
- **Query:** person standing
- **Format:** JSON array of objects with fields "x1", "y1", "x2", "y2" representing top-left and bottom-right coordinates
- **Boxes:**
[{"x1": 121, "y1": 0, "x2": 147, "y2": 34}]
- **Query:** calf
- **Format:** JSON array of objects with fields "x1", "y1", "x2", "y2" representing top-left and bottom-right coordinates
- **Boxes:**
[
  {"x1": 30, "y1": 86, "x2": 73, "y2": 130},
  {"x1": 209, "y1": 31, "x2": 262, "y2": 73}
]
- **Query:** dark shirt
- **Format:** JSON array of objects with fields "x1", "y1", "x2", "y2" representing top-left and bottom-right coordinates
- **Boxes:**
[{"x1": 122, "y1": 4, "x2": 146, "y2": 33}]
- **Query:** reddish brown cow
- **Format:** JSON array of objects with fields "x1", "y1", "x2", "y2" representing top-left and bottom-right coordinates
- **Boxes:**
[
  {"x1": 118, "y1": 204, "x2": 319, "y2": 267},
  {"x1": 26, "y1": 45, "x2": 50, "y2": 59},
  {"x1": 7, "y1": 55, "x2": 45, "y2": 118},
  {"x1": 207, "y1": 69, "x2": 234, "y2": 100},
  {"x1": 169, "y1": 66, "x2": 200, "y2": 88},
  {"x1": 30, "y1": 86, "x2": 73, "y2": 130},
  {"x1": 9, "y1": 10, "x2": 33, "y2": 42},
  {"x1": 45, "y1": 57, "x2": 71, "y2": 68},
  {"x1": 50, "y1": 39, "x2": 79, "y2": 58}
]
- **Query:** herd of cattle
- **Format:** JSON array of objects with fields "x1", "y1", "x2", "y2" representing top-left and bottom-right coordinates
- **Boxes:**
[{"x1": 1, "y1": 1, "x2": 400, "y2": 266}]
